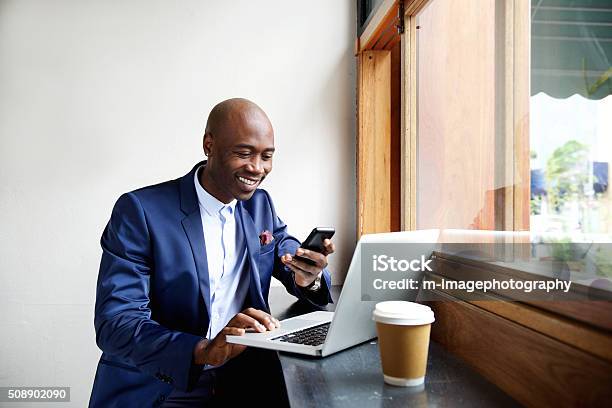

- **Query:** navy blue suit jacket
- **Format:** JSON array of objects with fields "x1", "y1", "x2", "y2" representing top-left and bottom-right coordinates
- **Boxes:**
[{"x1": 89, "y1": 162, "x2": 332, "y2": 407}]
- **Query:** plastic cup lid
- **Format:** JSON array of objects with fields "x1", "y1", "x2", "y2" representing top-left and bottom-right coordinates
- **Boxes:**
[{"x1": 372, "y1": 301, "x2": 435, "y2": 325}]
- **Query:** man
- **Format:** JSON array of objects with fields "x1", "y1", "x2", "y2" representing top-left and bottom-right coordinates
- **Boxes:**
[{"x1": 89, "y1": 98, "x2": 334, "y2": 407}]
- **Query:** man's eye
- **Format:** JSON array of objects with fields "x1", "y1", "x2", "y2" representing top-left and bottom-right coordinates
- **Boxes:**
[
  {"x1": 262, "y1": 154, "x2": 273, "y2": 161},
  {"x1": 236, "y1": 152, "x2": 251, "y2": 158}
]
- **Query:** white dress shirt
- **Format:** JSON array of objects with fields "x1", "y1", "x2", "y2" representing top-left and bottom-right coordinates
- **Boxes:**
[{"x1": 194, "y1": 166, "x2": 249, "y2": 340}]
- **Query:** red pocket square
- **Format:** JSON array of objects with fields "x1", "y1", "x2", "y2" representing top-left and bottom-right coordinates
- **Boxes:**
[{"x1": 259, "y1": 230, "x2": 274, "y2": 246}]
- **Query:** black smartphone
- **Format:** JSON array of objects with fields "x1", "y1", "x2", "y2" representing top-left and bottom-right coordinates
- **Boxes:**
[{"x1": 294, "y1": 227, "x2": 335, "y2": 265}]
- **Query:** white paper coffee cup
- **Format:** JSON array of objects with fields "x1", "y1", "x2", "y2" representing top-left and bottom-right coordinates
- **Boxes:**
[{"x1": 373, "y1": 301, "x2": 435, "y2": 387}]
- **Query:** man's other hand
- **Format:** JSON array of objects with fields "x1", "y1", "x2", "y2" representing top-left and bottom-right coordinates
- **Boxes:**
[
  {"x1": 281, "y1": 238, "x2": 335, "y2": 288},
  {"x1": 193, "y1": 308, "x2": 280, "y2": 366}
]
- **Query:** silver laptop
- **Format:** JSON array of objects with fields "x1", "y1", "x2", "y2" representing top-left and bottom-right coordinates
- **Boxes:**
[{"x1": 226, "y1": 231, "x2": 438, "y2": 357}]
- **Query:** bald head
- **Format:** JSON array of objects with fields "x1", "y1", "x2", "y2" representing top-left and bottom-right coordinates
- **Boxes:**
[
  {"x1": 205, "y1": 98, "x2": 272, "y2": 139},
  {"x1": 200, "y1": 98, "x2": 275, "y2": 203}
]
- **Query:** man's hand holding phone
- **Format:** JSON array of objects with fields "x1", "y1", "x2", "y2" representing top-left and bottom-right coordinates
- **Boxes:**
[
  {"x1": 281, "y1": 227, "x2": 336, "y2": 288},
  {"x1": 193, "y1": 308, "x2": 280, "y2": 366}
]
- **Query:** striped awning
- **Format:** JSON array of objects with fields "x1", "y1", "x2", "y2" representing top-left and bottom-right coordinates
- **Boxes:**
[
  {"x1": 358, "y1": 0, "x2": 611, "y2": 99},
  {"x1": 532, "y1": 0, "x2": 612, "y2": 100}
]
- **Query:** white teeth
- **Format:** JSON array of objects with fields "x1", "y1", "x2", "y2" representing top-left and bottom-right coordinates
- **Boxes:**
[{"x1": 238, "y1": 176, "x2": 257, "y2": 186}]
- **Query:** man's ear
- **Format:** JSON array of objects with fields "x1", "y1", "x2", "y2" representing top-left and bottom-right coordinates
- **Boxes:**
[{"x1": 203, "y1": 132, "x2": 213, "y2": 157}]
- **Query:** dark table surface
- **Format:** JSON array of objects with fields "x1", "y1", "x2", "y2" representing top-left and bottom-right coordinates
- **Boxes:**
[{"x1": 269, "y1": 286, "x2": 520, "y2": 408}]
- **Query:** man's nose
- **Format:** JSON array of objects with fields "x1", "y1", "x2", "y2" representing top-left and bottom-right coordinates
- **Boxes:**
[{"x1": 246, "y1": 158, "x2": 265, "y2": 175}]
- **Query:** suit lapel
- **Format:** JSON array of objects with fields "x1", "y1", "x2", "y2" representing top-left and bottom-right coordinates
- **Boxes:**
[
  {"x1": 181, "y1": 214, "x2": 211, "y2": 321},
  {"x1": 179, "y1": 162, "x2": 212, "y2": 323},
  {"x1": 237, "y1": 202, "x2": 267, "y2": 311}
]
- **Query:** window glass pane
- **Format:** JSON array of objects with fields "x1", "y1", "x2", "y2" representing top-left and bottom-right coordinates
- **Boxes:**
[
  {"x1": 412, "y1": 0, "x2": 612, "y2": 288},
  {"x1": 357, "y1": 0, "x2": 386, "y2": 35},
  {"x1": 415, "y1": 0, "x2": 500, "y2": 230},
  {"x1": 530, "y1": 1, "x2": 612, "y2": 236}
]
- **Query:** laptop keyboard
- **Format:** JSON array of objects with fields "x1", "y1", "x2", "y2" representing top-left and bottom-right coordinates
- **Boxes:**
[{"x1": 271, "y1": 322, "x2": 330, "y2": 346}]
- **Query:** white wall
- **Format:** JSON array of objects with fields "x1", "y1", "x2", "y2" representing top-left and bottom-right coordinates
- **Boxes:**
[{"x1": 0, "y1": 0, "x2": 356, "y2": 405}]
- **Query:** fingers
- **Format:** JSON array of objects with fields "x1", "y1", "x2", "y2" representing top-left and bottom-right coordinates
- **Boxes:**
[
  {"x1": 293, "y1": 256, "x2": 323, "y2": 274},
  {"x1": 283, "y1": 251, "x2": 326, "y2": 272},
  {"x1": 281, "y1": 245, "x2": 332, "y2": 287},
  {"x1": 323, "y1": 239, "x2": 335, "y2": 256},
  {"x1": 241, "y1": 308, "x2": 280, "y2": 330},
  {"x1": 283, "y1": 261, "x2": 317, "y2": 287},
  {"x1": 296, "y1": 248, "x2": 326, "y2": 267},
  {"x1": 206, "y1": 327, "x2": 247, "y2": 366},
  {"x1": 218, "y1": 326, "x2": 246, "y2": 346},
  {"x1": 228, "y1": 313, "x2": 267, "y2": 333},
  {"x1": 281, "y1": 253, "x2": 322, "y2": 287}
]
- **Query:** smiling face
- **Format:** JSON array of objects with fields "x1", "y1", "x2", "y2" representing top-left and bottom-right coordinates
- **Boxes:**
[{"x1": 201, "y1": 99, "x2": 275, "y2": 203}]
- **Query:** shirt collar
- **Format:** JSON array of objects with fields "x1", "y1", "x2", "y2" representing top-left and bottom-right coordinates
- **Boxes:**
[{"x1": 194, "y1": 165, "x2": 237, "y2": 216}]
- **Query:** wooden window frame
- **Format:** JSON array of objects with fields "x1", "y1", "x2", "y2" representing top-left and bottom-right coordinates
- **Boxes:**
[{"x1": 356, "y1": 0, "x2": 402, "y2": 238}]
